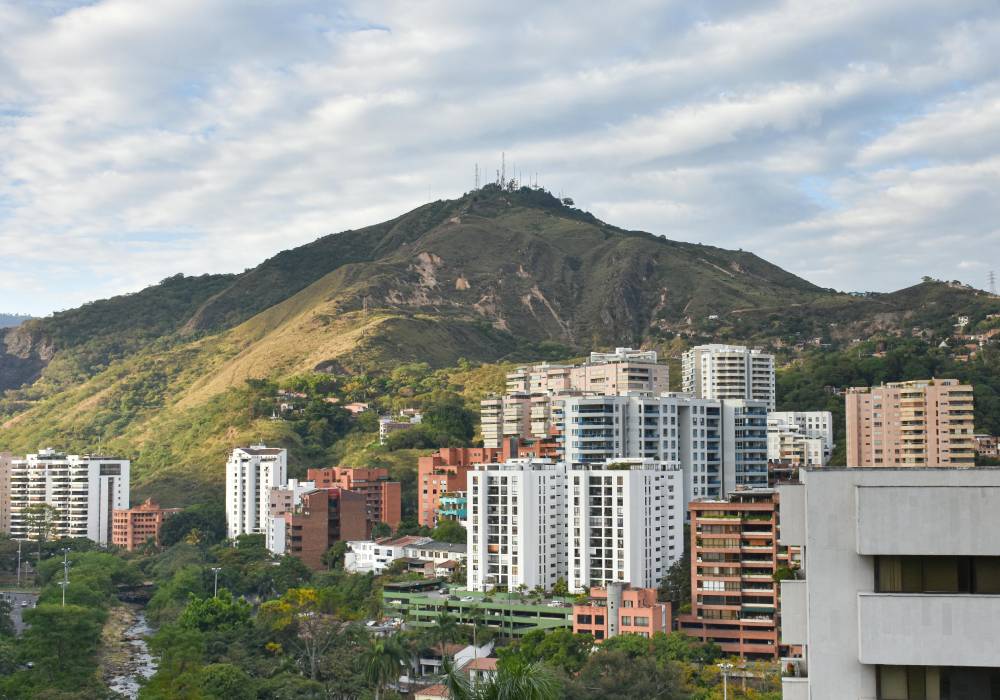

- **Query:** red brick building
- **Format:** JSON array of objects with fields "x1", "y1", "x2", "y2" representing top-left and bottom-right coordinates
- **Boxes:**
[
  {"x1": 417, "y1": 447, "x2": 506, "y2": 527},
  {"x1": 285, "y1": 488, "x2": 369, "y2": 570},
  {"x1": 678, "y1": 489, "x2": 796, "y2": 660},
  {"x1": 307, "y1": 467, "x2": 402, "y2": 529},
  {"x1": 573, "y1": 583, "x2": 671, "y2": 642},
  {"x1": 111, "y1": 498, "x2": 181, "y2": 551}
]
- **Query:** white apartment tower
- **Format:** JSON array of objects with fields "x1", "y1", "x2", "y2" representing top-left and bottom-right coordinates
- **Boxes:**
[
  {"x1": 9, "y1": 449, "x2": 130, "y2": 546},
  {"x1": 567, "y1": 458, "x2": 682, "y2": 593},
  {"x1": 466, "y1": 459, "x2": 567, "y2": 592},
  {"x1": 226, "y1": 445, "x2": 287, "y2": 539},
  {"x1": 767, "y1": 411, "x2": 833, "y2": 467},
  {"x1": 682, "y1": 344, "x2": 775, "y2": 410},
  {"x1": 561, "y1": 393, "x2": 769, "y2": 507}
]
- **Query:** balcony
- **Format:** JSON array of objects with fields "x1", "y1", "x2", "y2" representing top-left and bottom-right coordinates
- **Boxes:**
[{"x1": 857, "y1": 593, "x2": 1000, "y2": 667}]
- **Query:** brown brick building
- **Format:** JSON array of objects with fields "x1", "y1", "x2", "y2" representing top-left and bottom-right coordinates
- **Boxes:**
[
  {"x1": 307, "y1": 467, "x2": 401, "y2": 529},
  {"x1": 678, "y1": 489, "x2": 797, "y2": 660},
  {"x1": 285, "y1": 488, "x2": 369, "y2": 570},
  {"x1": 111, "y1": 498, "x2": 181, "y2": 550}
]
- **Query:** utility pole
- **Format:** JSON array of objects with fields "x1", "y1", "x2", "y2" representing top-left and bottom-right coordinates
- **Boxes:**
[
  {"x1": 16, "y1": 540, "x2": 21, "y2": 588},
  {"x1": 212, "y1": 567, "x2": 222, "y2": 598},
  {"x1": 59, "y1": 548, "x2": 70, "y2": 607}
]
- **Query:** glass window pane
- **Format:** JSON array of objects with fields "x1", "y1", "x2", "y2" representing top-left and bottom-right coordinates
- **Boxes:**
[
  {"x1": 879, "y1": 666, "x2": 908, "y2": 700},
  {"x1": 923, "y1": 558, "x2": 958, "y2": 593},
  {"x1": 974, "y1": 558, "x2": 1000, "y2": 594}
]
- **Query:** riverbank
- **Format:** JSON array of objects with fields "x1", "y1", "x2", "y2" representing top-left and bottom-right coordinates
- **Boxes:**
[{"x1": 100, "y1": 604, "x2": 156, "y2": 698}]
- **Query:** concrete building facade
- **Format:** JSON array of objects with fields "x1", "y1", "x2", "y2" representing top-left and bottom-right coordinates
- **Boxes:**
[
  {"x1": 112, "y1": 498, "x2": 181, "y2": 550},
  {"x1": 466, "y1": 459, "x2": 567, "y2": 592},
  {"x1": 777, "y1": 467, "x2": 1000, "y2": 700},
  {"x1": 678, "y1": 489, "x2": 793, "y2": 660},
  {"x1": 567, "y1": 458, "x2": 682, "y2": 592},
  {"x1": 225, "y1": 446, "x2": 287, "y2": 539},
  {"x1": 265, "y1": 478, "x2": 315, "y2": 554},
  {"x1": 845, "y1": 379, "x2": 976, "y2": 467},
  {"x1": 9, "y1": 449, "x2": 130, "y2": 546},
  {"x1": 573, "y1": 583, "x2": 672, "y2": 642},
  {"x1": 767, "y1": 411, "x2": 833, "y2": 467},
  {"x1": 417, "y1": 447, "x2": 505, "y2": 527},
  {"x1": 307, "y1": 466, "x2": 402, "y2": 529},
  {"x1": 682, "y1": 344, "x2": 776, "y2": 410},
  {"x1": 0, "y1": 452, "x2": 10, "y2": 534}
]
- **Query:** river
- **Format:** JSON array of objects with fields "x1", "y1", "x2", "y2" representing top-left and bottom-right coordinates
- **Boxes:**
[{"x1": 106, "y1": 608, "x2": 157, "y2": 699}]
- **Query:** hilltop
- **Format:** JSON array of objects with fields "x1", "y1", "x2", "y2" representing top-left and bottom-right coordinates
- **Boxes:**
[{"x1": 1, "y1": 184, "x2": 997, "y2": 502}]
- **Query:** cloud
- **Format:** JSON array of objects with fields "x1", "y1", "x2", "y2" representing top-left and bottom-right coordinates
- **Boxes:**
[{"x1": 1, "y1": 0, "x2": 999, "y2": 314}]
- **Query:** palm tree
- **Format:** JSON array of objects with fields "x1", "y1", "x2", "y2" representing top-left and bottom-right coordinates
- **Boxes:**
[
  {"x1": 441, "y1": 657, "x2": 560, "y2": 700},
  {"x1": 362, "y1": 635, "x2": 407, "y2": 700},
  {"x1": 430, "y1": 610, "x2": 461, "y2": 666}
]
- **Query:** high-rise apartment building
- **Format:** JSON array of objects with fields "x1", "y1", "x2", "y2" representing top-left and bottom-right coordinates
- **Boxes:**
[
  {"x1": 466, "y1": 459, "x2": 567, "y2": 592},
  {"x1": 766, "y1": 411, "x2": 833, "y2": 467},
  {"x1": 0, "y1": 452, "x2": 11, "y2": 534},
  {"x1": 682, "y1": 344, "x2": 776, "y2": 410},
  {"x1": 481, "y1": 348, "x2": 669, "y2": 448},
  {"x1": 284, "y1": 488, "x2": 369, "y2": 570},
  {"x1": 573, "y1": 582, "x2": 672, "y2": 642},
  {"x1": 678, "y1": 489, "x2": 793, "y2": 660},
  {"x1": 112, "y1": 498, "x2": 181, "y2": 550},
  {"x1": 845, "y1": 379, "x2": 975, "y2": 467},
  {"x1": 307, "y1": 466, "x2": 402, "y2": 529},
  {"x1": 561, "y1": 393, "x2": 769, "y2": 506},
  {"x1": 9, "y1": 449, "x2": 130, "y2": 546},
  {"x1": 225, "y1": 446, "x2": 287, "y2": 539},
  {"x1": 566, "y1": 458, "x2": 682, "y2": 592},
  {"x1": 777, "y1": 467, "x2": 1000, "y2": 700}
]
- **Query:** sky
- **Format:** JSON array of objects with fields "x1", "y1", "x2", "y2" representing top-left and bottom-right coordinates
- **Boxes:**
[{"x1": 1, "y1": 0, "x2": 999, "y2": 316}]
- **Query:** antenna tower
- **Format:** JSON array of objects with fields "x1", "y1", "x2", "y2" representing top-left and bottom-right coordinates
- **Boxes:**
[
  {"x1": 990, "y1": 270, "x2": 997, "y2": 295},
  {"x1": 475, "y1": 163, "x2": 480, "y2": 189},
  {"x1": 362, "y1": 296, "x2": 369, "y2": 336},
  {"x1": 501, "y1": 152, "x2": 506, "y2": 188}
]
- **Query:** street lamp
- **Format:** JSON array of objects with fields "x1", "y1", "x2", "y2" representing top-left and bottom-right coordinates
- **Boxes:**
[
  {"x1": 211, "y1": 567, "x2": 222, "y2": 598},
  {"x1": 59, "y1": 548, "x2": 71, "y2": 607},
  {"x1": 15, "y1": 541, "x2": 21, "y2": 588},
  {"x1": 717, "y1": 662, "x2": 734, "y2": 700}
]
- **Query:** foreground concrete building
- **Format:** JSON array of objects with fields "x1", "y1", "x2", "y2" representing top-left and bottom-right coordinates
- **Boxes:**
[
  {"x1": 845, "y1": 379, "x2": 975, "y2": 467},
  {"x1": 777, "y1": 467, "x2": 1000, "y2": 700},
  {"x1": 9, "y1": 449, "x2": 130, "y2": 546},
  {"x1": 682, "y1": 344, "x2": 776, "y2": 410}
]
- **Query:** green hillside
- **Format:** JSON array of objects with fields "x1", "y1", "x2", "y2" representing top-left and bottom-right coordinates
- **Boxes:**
[{"x1": 1, "y1": 184, "x2": 997, "y2": 504}]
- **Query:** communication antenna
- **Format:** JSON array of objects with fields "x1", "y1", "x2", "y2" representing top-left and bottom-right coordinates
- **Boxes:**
[
  {"x1": 475, "y1": 163, "x2": 480, "y2": 189},
  {"x1": 362, "y1": 296, "x2": 369, "y2": 337},
  {"x1": 990, "y1": 270, "x2": 997, "y2": 295},
  {"x1": 501, "y1": 152, "x2": 506, "y2": 188}
]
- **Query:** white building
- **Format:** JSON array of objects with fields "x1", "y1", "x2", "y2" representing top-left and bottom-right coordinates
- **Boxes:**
[
  {"x1": 225, "y1": 445, "x2": 287, "y2": 539},
  {"x1": 561, "y1": 393, "x2": 769, "y2": 508},
  {"x1": 379, "y1": 413, "x2": 422, "y2": 445},
  {"x1": 681, "y1": 344, "x2": 775, "y2": 410},
  {"x1": 767, "y1": 411, "x2": 833, "y2": 467},
  {"x1": 265, "y1": 478, "x2": 314, "y2": 554},
  {"x1": 777, "y1": 467, "x2": 1000, "y2": 700},
  {"x1": 9, "y1": 449, "x2": 130, "y2": 546},
  {"x1": 467, "y1": 459, "x2": 567, "y2": 592},
  {"x1": 567, "y1": 458, "x2": 682, "y2": 593},
  {"x1": 346, "y1": 536, "x2": 467, "y2": 574}
]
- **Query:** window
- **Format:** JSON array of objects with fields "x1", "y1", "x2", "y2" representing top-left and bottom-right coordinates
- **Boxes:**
[{"x1": 876, "y1": 556, "x2": 1000, "y2": 594}]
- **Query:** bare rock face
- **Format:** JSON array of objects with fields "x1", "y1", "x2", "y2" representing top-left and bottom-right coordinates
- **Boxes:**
[{"x1": 0, "y1": 324, "x2": 53, "y2": 391}]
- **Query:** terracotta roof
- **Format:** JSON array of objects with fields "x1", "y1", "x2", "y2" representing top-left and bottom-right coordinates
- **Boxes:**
[
  {"x1": 465, "y1": 657, "x2": 498, "y2": 671},
  {"x1": 415, "y1": 684, "x2": 450, "y2": 698}
]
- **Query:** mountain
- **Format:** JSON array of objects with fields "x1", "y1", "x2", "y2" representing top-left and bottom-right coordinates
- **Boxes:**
[{"x1": 1, "y1": 184, "x2": 997, "y2": 503}]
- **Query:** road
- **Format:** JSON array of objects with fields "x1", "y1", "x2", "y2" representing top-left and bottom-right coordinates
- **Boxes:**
[{"x1": 2, "y1": 591, "x2": 40, "y2": 635}]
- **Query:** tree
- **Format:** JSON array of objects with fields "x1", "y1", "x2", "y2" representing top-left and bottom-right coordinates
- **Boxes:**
[
  {"x1": 551, "y1": 577, "x2": 569, "y2": 598},
  {"x1": 431, "y1": 519, "x2": 466, "y2": 544},
  {"x1": 23, "y1": 503, "x2": 60, "y2": 561},
  {"x1": 159, "y1": 503, "x2": 227, "y2": 547},
  {"x1": 178, "y1": 590, "x2": 252, "y2": 633},
  {"x1": 428, "y1": 611, "x2": 461, "y2": 663},
  {"x1": 371, "y1": 522, "x2": 392, "y2": 539},
  {"x1": 197, "y1": 663, "x2": 257, "y2": 700},
  {"x1": 499, "y1": 627, "x2": 593, "y2": 675},
  {"x1": 659, "y1": 531, "x2": 691, "y2": 612},
  {"x1": 475, "y1": 658, "x2": 561, "y2": 700},
  {"x1": 361, "y1": 635, "x2": 407, "y2": 700},
  {"x1": 20, "y1": 604, "x2": 104, "y2": 686},
  {"x1": 258, "y1": 588, "x2": 343, "y2": 680},
  {"x1": 566, "y1": 649, "x2": 689, "y2": 700}
]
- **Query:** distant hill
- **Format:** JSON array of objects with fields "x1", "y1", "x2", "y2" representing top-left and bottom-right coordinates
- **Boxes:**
[
  {"x1": 0, "y1": 313, "x2": 32, "y2": 328},
  {"x1": 1, "y1": 184, "x2": 997, "y2": 503}
]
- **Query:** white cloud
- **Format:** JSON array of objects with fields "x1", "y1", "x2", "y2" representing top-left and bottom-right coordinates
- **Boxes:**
[{"x1": 1, "y1": 0, "x2": 999, "y2": 314}]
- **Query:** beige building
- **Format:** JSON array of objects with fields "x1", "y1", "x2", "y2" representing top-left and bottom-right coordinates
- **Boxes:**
[
  {"x1": 845, "y1": 379, "x2": 975, "y2": 467},
  {"x1": 482, "y1": 348, "x2": 668, "y2": 448}
]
